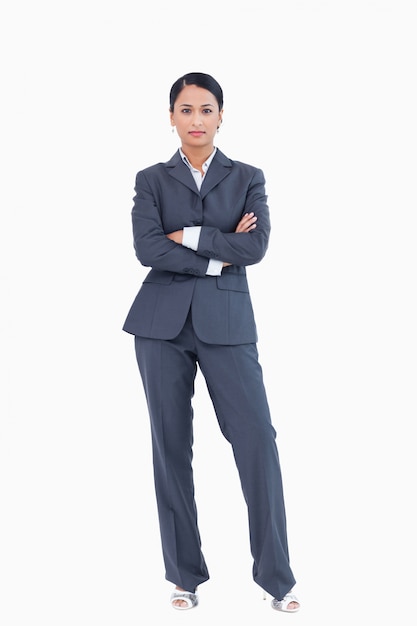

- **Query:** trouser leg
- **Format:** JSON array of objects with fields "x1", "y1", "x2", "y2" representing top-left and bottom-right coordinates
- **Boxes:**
[
  {"x1": 134, "y1": 322, "x2": 209, "y2": 593},
  {"x1": 195, "y1": 337, "x2": 296, "y2": 601}
]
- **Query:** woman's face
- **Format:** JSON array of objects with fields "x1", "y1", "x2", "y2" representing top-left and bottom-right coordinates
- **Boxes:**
[{"x1": 170, "y1": 84, "x2": 223, "y2": 151}]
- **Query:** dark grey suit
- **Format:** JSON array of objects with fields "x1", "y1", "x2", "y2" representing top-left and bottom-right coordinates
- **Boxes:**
[{"x1": 123, "y1": 149, "x2": 296, "y2": 599}]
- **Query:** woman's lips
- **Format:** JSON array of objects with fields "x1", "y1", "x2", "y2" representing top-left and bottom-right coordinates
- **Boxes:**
[{"x1": 189, "y1": 131, "x2": 205, "y2": 136}]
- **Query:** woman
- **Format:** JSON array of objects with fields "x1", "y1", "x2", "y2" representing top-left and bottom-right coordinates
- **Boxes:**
[{"x1": 123, "y1": 72, "x2": 300, "y2": 613}]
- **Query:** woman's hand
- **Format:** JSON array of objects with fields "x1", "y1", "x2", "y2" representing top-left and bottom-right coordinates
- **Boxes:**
[
  {"x1": 223, "y1": 213, "x2": 257, "y2": 266},
  {"x1": 166, "y1": 230, "x2": 183, "y2": 244},
  {"x1": 234, "y1": 212, "x2": 257, "y2": 233}
]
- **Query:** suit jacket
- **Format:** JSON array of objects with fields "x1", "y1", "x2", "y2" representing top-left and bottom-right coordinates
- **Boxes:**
[{"x1": 123, "y1": 148, "x2": 271, "y2": 344}]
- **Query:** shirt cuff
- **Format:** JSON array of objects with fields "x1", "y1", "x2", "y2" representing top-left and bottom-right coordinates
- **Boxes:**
[
  {"x1": 182, "y1": 226, "x2": 201, "y2": 250},
  {"x1": 206, "y1": 259, "x2": 223, "y2": 276}
]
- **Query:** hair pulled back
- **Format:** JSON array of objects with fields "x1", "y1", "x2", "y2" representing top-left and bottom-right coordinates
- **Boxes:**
[{"x1": 169, "y1": 72, "x2": 224, "y2": 112}]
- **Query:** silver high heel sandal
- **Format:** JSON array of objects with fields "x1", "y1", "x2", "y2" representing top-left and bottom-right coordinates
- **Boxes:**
[
  {"x1": 271, "y1": 591, "x2": 300, "y2": 613},
  {"x1": 170, "y1": 588, "x2": 199, "y2": 610}
]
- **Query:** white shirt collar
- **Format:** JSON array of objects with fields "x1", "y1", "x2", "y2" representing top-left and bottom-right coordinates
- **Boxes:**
[{"x1": 179, "y1": 147, "x2": 217, "y2": 173}]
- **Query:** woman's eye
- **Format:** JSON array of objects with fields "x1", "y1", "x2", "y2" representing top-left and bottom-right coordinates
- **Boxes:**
[
  {"x1": 203, "y1": 109, "x2": 213, "y2": 114},
  {"x1": 181, "y1": 108, "x2": 191, "y2": 114}
]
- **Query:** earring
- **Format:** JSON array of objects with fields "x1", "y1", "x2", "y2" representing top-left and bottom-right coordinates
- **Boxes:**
[{"x1": 172, "y1": 127, "x2": 175, "y2": 134}]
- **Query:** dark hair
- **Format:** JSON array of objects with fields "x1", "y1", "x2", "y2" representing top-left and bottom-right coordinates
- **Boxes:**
[{"x1": 169, "y1": 72, "x2": 224, "y2": 112}]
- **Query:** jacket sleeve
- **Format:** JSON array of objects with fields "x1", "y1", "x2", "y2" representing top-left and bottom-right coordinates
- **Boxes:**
[
  {"x1": 196, "y1": 168, "x2": 271, "y2": 266},
  {"x1": 131, "y1": 170, "x2": 209, "y2": 277}
]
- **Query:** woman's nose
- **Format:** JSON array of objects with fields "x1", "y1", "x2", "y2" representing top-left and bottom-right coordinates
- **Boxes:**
[{"x1": 191, "y1": 113, "x2": 203, "y2": 126}]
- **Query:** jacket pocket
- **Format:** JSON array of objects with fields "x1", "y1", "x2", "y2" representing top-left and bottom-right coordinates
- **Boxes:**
[
  {"x1": 216, "y1": 274, "x2": 249, "y2": 293},
  {"x1": 143, "y1": 269, "x2": 174, "y2": 285}
]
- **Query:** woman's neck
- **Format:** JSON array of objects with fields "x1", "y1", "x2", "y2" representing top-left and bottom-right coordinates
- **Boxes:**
[{"x1": 181, "y1": 145, "x2": 214, "y2": 172}]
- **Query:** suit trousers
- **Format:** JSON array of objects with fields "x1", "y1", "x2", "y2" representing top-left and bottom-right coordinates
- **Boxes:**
[{"x1": 134, "y1": 310, "x2": 296, "y2": 599}]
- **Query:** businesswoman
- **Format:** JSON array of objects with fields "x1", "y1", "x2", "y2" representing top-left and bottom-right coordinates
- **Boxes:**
[{"x1": 123, "y1": 72, "x2": 300, "y2": 613}]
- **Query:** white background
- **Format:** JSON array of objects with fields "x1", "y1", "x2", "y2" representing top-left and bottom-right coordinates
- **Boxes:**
[{"x1": 1, "y1": 1, "x2": 416, "y2": 624}]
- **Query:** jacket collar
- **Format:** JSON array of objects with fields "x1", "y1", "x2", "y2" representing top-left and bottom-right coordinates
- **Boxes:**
[{"x1": 165, "y1": 149, "x2": 232, "y2": 198}]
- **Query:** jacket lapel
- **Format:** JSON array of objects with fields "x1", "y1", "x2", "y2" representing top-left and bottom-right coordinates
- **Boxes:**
[
  {"x1": 164, "y1": 149, "x2": 233, "y2": 198},
  {"x1": 200, "y1": 149, "x2": 232, "y2": 199},
  {"x1": 165, "y1": 151, "x2": 199, "y2": 195}
]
